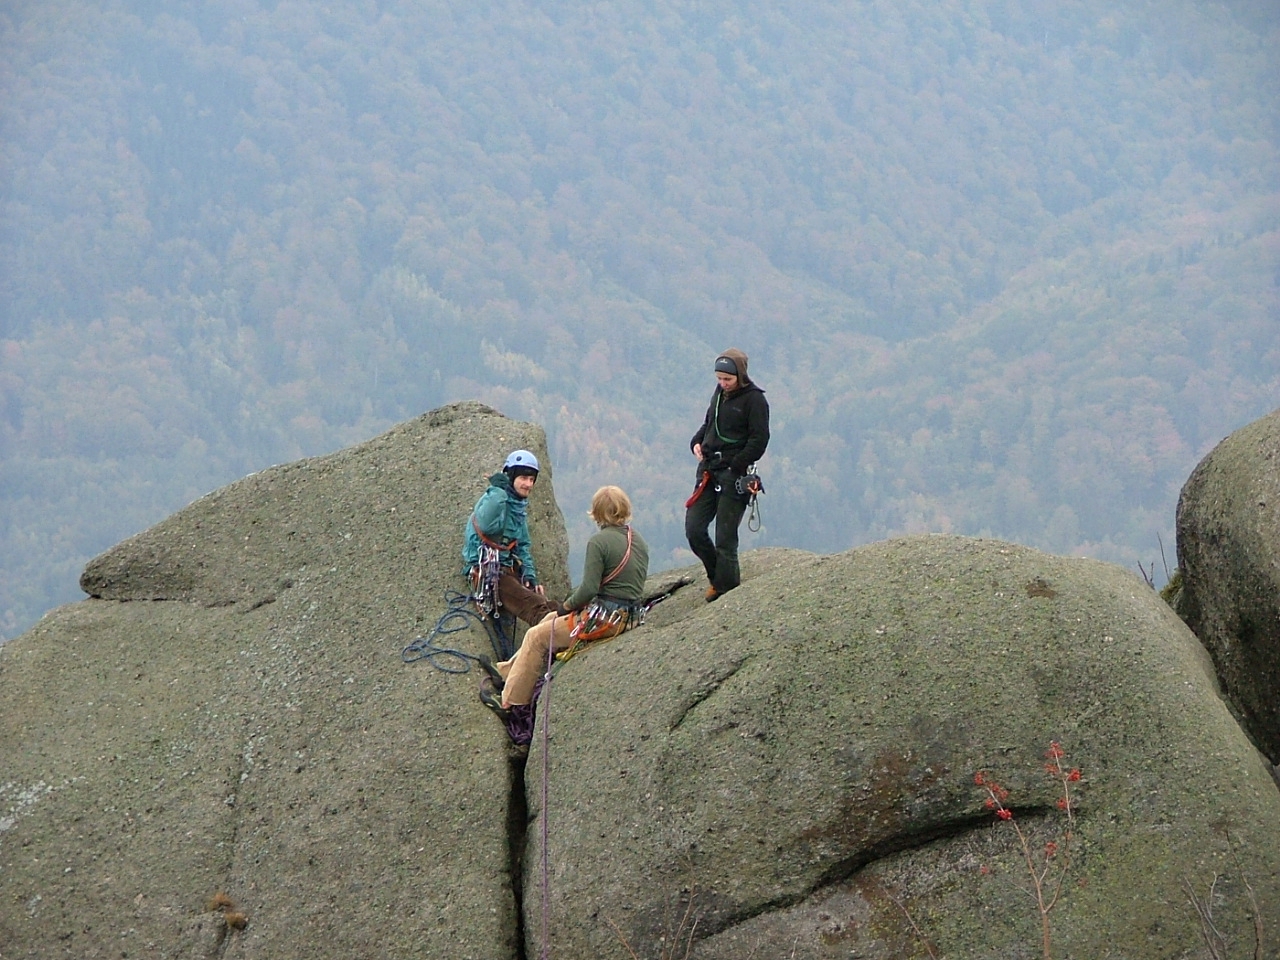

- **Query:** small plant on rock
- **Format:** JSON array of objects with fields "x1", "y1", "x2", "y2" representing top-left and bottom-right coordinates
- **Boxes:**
[{"x1": 974, "y1": 741, "x2": 1084, "y2": 960}]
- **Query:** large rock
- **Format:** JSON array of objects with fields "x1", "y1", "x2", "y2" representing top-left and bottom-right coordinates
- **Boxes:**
[
  {"x1": 0, "y1": 402, "x2": 568, "y2": 960},
  {"x1": 5, "y1": 407, "x2": 1279, "y2": 960},
  {"x1": 525, "y1": 537, "x2": 1280, "y2": 959},
  {"x1": 1176, "y1": 408, "x2": 1280, "y2": 764}
]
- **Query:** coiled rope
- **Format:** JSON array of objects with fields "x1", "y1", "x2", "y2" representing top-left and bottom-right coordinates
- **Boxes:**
[{"x1": 400, "y1": 589, "x2": 516, "y2": 671}]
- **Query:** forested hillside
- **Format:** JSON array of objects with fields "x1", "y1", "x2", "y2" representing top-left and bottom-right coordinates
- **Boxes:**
[{"x1": 2, "y1": 0, "x2": 1277, "y2": 640}]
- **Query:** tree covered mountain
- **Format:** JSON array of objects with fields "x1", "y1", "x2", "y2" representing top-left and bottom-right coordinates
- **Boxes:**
[{"x1": 1, "y1": 0, "x2": 1277, "y2": 640}]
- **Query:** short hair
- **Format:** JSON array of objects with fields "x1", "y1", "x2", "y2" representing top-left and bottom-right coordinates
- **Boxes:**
[{"x1": 589, "y1": 486, "x2": 632, "y2": 526}]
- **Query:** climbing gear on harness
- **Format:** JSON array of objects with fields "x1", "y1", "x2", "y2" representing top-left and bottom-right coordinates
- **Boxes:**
[
  {"x1": 471, "y1": 548, "x2": 503, "y2": 619},
  {"x1": 734, "y1": 471, "x2": 764, "y2": 497},
  {"x1": 503, "y1": 449, "x2": 540, "y2": 474},
  {"x1": 556, "y1": 598, "x2": 637, "y2": 662},
  {"x1": 738, "y1": 467, "x2": 765, "y2": 532},
  {"x1": 685, "y1": 469, "x2": 712, "y2": 508},
  {"x1": 556, "y1": 526, "x2": 641, "y2": 658},
  {"x1": 470, "y1": 511, "x2": 520, "y2": 619}
]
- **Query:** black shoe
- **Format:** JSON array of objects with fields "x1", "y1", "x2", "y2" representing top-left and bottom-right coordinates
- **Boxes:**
[
  {"x1": 477, "y1": 655, "x2": 505, "y2": 688},
  {"x1": 479, "y1": 676, "x2": 509, "y2": 721}
]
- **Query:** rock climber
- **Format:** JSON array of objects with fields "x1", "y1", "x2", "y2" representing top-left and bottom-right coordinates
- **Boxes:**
[
  {"x1": 462, "y1": 449, "x2": 558, "y2": 626},
  {"x1": 684, "y1": 348, "x2": 769, "y2": 601}
]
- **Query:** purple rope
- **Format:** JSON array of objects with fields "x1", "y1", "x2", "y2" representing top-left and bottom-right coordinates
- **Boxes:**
[{"x1": 538, "y1": 614, "x2": 557, "y2": 960}]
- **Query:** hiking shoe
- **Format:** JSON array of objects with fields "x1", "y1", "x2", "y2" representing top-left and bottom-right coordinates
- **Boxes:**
[
  {"x1": 479, "y1": 676, "x2": 510, "y2": 721},
  {"x1": 477, "y1": 655, "x2": 505, "y2": 688},
  {"x1": 705, "y1": 586, "x2": 720, "y2": 602}
]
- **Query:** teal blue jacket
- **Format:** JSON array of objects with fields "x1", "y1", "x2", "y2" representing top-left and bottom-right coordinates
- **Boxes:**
[{"x1": 461, "y1": 474, "x2": 538, "y2": 584}]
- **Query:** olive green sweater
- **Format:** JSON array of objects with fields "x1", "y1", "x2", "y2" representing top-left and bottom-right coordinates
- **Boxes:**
[{"x1": 563, "y1": 524, "x2": 650, "y2": 609}]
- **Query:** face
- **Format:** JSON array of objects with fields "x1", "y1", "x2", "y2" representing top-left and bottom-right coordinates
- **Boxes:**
[
  {"x1": 716, "y1": 372, "x2": 739, "y2": 391},
  {"x1": 512, "y1": 474, "x2": 536, "y2": 498}
]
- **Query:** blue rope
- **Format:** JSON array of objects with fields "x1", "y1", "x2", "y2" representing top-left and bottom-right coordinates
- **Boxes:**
[{"x1": 401, "y1": 589, "x2": 516, "y2": 672}]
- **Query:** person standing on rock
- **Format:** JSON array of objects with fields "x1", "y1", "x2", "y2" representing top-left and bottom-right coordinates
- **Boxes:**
[
  {"x1": 685, "y1": 348, "x2": 769, "y2": 602},
  {"x1": 463, "y1": 449, "x2": 558, "y2": 626},
  {"x1": 481, "y1": 485, "x2": 649, "y2": 710}
]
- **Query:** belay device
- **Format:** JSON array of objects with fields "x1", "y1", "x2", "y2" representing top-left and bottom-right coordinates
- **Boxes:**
[{"x1": 735, "y1": 469, "x2": 765, "y2": 531}]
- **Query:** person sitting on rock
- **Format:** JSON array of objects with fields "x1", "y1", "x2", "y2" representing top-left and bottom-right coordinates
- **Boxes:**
[
  {"x1": 462, "y1": 449, "x2": 557, "y2": 626},
  {"x1": 482, "y1": 485, "x2": 649, "y2": 710}
]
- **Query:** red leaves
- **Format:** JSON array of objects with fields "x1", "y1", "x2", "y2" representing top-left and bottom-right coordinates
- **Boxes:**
[{"x1": 974, "y1": 741, "x2": 1086, "y2": 959}]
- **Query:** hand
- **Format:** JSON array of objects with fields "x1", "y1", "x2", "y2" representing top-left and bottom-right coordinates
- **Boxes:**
[
  {"x1": 489, "y1": 472, "x2": 510, "y2": 489},
  {"x1": 692, "y1": 443, "x2": 703, "y2": 460}
]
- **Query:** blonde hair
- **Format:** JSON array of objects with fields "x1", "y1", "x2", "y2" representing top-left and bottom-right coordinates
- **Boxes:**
[{"x1": 589, "y1": 486, "x2": 632, "y2": 527}]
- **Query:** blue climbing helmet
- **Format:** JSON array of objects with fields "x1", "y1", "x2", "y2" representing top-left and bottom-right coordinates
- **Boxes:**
[{"x1": 503, "y1": 449, "x2": 540, "y2": 476}]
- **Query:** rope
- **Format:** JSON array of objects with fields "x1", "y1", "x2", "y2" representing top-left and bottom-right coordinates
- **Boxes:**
[
  {"x1": 746, "y1": 489, "x2": 763, "y2": 532},
  {"x1": 521, "y1": 579, "x2": 694, "y2": 954},
  {"x1": 538, "y1": 613, "x2": 556, "y2": 960},
  {"x1": 401, "y1": 589, "x2": 516, "y2": 670}
]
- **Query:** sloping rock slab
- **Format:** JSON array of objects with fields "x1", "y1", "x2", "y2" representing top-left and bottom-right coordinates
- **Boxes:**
[
  {"x1": 1176, "y1": 407, "x2": 1280, "y2": 763},
  {"x1": 1, "y1": 402, "x2": 565, "y2": 960},
  {"x1": 525, "y1": 535, "x2": 1280, "y2": 959}
]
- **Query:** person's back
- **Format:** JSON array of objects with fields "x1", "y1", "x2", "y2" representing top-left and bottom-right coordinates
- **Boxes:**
[
  {"x1": 563, "y1": 521, "x2": 649, "y2": 609},
  {"x1": 485, "y1": 485, "x2": 649, "y2": 712}
]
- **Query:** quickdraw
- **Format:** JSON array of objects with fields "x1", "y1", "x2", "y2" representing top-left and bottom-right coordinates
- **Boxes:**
[
  {"x1": 470, "y1": 515, "x2": 519, "y2": 620},
  {"x1": 558, "y1": 599, "x2": 638, "y2": 661},
  {"x1": 470, "y1": 543, "x2": 507, "y2": 620}
]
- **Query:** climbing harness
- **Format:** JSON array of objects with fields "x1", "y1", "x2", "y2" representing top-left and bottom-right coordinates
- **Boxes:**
[
  {"x1": 686, "y1": 461, "x2": 766, "y2": 533},
  {"x1": 556, "y1": 526, "x2": 642, "y2": 659},
  {"x1": 556, "y1": 596, "x2": 640, "y2": 659}
]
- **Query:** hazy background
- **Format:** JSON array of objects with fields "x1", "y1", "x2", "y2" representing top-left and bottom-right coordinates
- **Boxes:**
[{"x1": 2, "y1": 0, "x2": 1277, "y2": 641}]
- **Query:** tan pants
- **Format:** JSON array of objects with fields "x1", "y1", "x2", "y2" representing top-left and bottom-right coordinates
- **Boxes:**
[
  {"x1": 498, "y1": 613, "x2": 568, "y2": 707},
  {"x1": 497, "y1": 611, "x2": 626, "y2": 706}
]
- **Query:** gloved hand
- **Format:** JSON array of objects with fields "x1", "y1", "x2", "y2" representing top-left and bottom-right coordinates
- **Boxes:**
[{"x1": 489, "y1": 472, "x2": 511, "y2": 489}]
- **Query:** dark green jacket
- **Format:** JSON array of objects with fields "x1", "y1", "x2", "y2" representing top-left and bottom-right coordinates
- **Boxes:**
[{"x1": 563, "y1": 524, "x2": 649, "y2": 609}]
